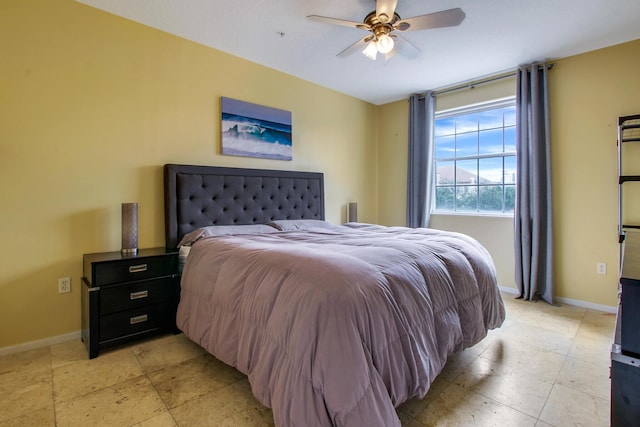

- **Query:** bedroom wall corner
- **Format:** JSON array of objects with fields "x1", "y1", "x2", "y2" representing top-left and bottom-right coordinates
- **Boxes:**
[{"x1": 376, "y1": 99, "x2": 409, "y2": 226}]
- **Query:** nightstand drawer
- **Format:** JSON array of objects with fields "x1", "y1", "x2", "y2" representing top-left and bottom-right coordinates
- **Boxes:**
[
  {"x1": 100, "y1": 303, "x2": 173, "y2": 342},
  {"x1": 91, "y1": 255, "x2": 177, "y2": 286},
  {"x1": 100, "y1": 277, "x2": 175, "y2": 315}
]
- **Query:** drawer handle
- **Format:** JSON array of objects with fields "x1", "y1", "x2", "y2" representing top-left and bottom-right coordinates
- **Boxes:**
[
  {"x1": 130, "y1": 314, "x2": 148, "y2": 325},
  {"x1": 129, "y1": 264, "x2": 148, "y2": 273},
  {"x1": 130, "y1": 290, "x2": 148, "y2": 300}
]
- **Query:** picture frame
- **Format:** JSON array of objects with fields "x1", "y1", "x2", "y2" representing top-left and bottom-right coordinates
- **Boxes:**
[{"x1": 221, "y1": 97, "x2": 292, "y2": 161}]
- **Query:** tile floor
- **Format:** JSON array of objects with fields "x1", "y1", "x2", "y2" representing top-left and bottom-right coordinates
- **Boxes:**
[{"x1": 0, "y1": 293, "x2": 615, "y2": 426}]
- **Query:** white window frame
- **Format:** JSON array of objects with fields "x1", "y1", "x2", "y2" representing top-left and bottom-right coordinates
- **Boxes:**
[{"x1": 431, "y1": 97, "x2": 516, "y2": 217}]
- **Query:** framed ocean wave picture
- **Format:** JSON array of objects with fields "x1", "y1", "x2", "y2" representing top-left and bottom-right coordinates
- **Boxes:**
[{"x1": 221, "y1": 97, "x2": 292, "y2": 161}]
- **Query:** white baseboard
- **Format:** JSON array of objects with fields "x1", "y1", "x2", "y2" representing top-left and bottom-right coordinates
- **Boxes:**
[
  {"x1": 498, "y1": 285, "x2": 616, "y2": 313},
  {"x1": 499, "y1": 285, "x2": 519, "y2": 295},
  {"x1": 0, "y1": 287, "x2": 618, "y2": 357},
  {"x1": 554, "y1": 296, "x2": 617, "y2": 313},
  {"x1": 0, "y1": 331, "x2": 81, "y2": 357}
]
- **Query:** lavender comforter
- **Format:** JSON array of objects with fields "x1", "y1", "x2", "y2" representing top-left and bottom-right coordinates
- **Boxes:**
[{"x1": 177, "y1": 224, "x2": 505, "y2": 426}]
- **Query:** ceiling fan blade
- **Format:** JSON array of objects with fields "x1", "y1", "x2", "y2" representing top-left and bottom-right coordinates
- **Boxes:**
[
  {"x1": 394, "y1": 34, "x2": 421, "y2": 54},
  {"x1": 395, "y1": 8, "x2": 466, "y2": 32},
  {"x1": 307, "y1": 15, "x2": 369, "y2": 30},
  {"x1": 337, "y1": 35, "x2": 373, "y2": 57},
  {"x1": 376, "y1": 0, "x2": 398, "y2": 24},
  {"x1": 392, "y1": 34, "x2": 421, "y2": 59}
]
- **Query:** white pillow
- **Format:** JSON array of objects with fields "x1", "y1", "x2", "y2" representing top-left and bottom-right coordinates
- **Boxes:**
[
  {"x1": 178, "y1": 224, "x2": 278, "y2": 246},
  {"x1": 267, "y1": 219, "x2": 335, "y2": 231}
]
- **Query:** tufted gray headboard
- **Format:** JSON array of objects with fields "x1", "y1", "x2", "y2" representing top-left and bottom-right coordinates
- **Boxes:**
[{"x1": 164, "y1": 164, "x2": 325, "y2": 249}]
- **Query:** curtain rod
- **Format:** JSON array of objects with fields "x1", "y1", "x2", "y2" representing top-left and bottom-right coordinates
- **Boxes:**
[{"x1": 417, "y1": 63, "x2": 556, "y2": 98}]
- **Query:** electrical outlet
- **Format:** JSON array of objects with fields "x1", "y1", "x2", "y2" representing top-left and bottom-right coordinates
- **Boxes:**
[
  {"x1": 597, "y1": 262, "x2": 607, "y2": 275},
  {"x1": 58, "y1": 277, "x2": 71, "y2": 293}
]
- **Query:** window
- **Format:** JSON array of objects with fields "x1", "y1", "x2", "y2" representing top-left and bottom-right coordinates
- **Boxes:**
[{"x1": 433, "y1": 98, "x2": 516, "y2": 215}]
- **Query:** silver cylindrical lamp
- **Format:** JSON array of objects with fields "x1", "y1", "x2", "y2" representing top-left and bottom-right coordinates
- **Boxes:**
[
  {"x1": 121, "y1": 202, "x2": 138, "y2": 255},
  {"x1": 348, "y1": 202, "x2": 358, "y2": 223}
]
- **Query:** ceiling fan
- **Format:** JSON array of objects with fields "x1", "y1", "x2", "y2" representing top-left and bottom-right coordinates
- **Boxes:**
[{"x1": 307, "y1": 0, "x2": 465, "y2": 60}]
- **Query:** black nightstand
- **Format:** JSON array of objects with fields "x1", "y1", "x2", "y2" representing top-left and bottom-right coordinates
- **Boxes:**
[{"x1": 81, "y1": 247, "x2": 179, "y2": 359}]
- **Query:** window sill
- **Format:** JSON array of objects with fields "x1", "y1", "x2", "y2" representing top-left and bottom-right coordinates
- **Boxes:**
[{"x1": 431, "y1": 211, "x2": 514, "y2": 219}]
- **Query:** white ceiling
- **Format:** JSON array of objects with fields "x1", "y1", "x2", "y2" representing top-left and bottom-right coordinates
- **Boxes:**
[{"x1": 76, "y1": 0, "x2": 640, "y2": 105}]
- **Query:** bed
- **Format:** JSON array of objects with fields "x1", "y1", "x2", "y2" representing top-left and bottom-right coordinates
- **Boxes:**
[{"x1": 164, "y1": 163, "x2": 505, "y2": 427}]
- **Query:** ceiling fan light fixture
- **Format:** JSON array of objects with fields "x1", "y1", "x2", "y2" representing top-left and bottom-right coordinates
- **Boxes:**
[
  {"x1": 362, "y1": 41, "x2": 378, "y2": 60},
  {"x1": 376, "y1": 34, "x2": 394, "y2": 54},
  {"x1": 308, "y1": 1, "x2": 466, "y2": 60}
]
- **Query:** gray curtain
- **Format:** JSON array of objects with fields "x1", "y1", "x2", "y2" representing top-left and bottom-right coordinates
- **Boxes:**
[
  {"x1": 515, "y1": 62, "x2": 554, "y2": 304},
  {"x1": 407, "y1": 92, "x2": 435, "y2": 228}
]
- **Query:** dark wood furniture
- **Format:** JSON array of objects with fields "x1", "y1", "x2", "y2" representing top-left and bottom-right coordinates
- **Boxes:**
[
  {"x1": 612, "y1": 115, "x2": 640, "y2": 426},
  {"x1": 81, "y1": 247, "x2": 179, "y2": 359},
  {"x1": 612, "y1": 231, "x2": 640, "y2": 425}
]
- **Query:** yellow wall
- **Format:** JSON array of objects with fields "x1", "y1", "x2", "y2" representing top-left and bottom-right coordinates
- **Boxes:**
[
  {"x1": 0, "y1": 0, "x2": 378, "y2": 348},
  {"x1": 377, "y1": 100, "x2": 409, "y2": 226},
  {"x1": 378, "y1": 39, "x2": 640, "y2": 307},
  {"x1": 550, "y1": 39, "x2": 640, "y2": 307}
]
